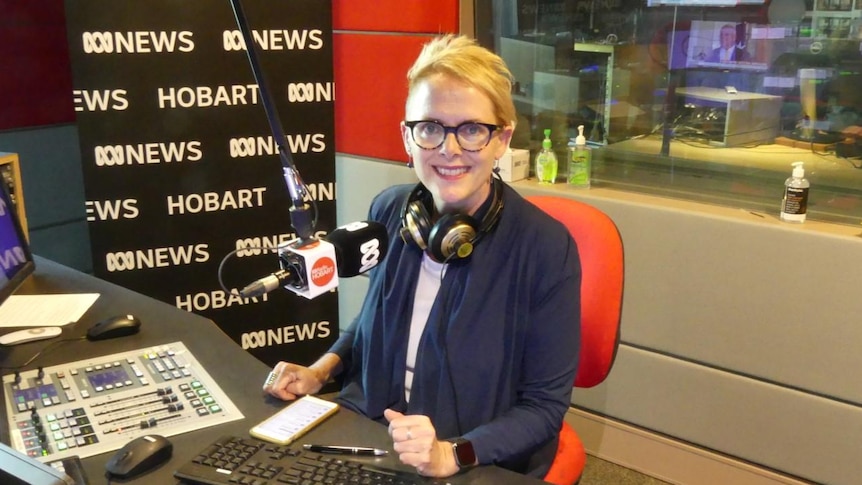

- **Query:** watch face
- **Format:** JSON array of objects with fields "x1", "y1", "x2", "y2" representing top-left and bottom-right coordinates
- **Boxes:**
[{"x1": 453, "y1": 439, "x2": 477, "y2": 467}]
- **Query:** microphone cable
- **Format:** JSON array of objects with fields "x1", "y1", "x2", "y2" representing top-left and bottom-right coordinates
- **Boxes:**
[
  {"x1": 215, "y1": 200, "x2": 319, "y2": 297},
  {"x1": 216, "y1": 245, "x2": 306, "y2": 298},
  {"x1": 216, "y1": 245, "x2": 269, "y2": 298}
]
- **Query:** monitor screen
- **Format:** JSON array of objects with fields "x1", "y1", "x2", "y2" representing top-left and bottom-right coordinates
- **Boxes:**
[
  {"x1": 0, "y1": 442, "x2": 73, "y2": 485},
  {"x1": 668, "y1": 21, "x2": 768, "y2": 72},
  {"x1": 0, "y1": 180, "x2": 34, "y2": 305}
]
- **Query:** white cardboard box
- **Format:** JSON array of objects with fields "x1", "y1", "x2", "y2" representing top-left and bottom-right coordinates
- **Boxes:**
[{"x1": 498, "y1": 148, "x2": 530, "y2": 182}]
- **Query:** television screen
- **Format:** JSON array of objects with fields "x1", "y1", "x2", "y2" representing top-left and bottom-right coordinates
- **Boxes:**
[{"x1": 670, "y1": 21, "x2": 769, "y2": 72}]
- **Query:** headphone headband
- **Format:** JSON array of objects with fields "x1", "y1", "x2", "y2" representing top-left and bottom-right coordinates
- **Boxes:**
[{"x1": 399, "y1": 177, "x2": 504, "y2": 262}]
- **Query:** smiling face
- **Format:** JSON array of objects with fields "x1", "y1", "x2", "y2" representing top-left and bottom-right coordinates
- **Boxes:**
[{"x1": 401, "y1": 73, "x2": 513, "y2": 217}]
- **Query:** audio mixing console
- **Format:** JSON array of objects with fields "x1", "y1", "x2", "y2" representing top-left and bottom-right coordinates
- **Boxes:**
[{"x1": 3, "y1": 341, "x2": 243, "y2": 463}]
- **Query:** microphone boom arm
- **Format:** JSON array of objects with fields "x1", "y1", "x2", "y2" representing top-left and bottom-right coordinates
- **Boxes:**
[{"x1": 229, "y1": 0, "x2": 315, "y2": 241}]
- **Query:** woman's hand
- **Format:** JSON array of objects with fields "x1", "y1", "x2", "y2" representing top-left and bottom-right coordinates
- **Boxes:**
[
  {"x1": 262, "y1": 361, "x2": 326, "y2": 401},
  {"x1": 384, "y1": 409, "x2": 459, "y2": 478},
  {"x1": 262, "y1": 353, "x2": 342, "y2": 401}
]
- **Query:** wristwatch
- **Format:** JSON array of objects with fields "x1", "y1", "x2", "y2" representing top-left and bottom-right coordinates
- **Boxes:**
[{"x1": 450, "y1": 438, "x2": 478, "y2": 469}]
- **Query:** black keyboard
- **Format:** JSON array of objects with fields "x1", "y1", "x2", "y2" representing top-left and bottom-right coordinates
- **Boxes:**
[{"x1": 174, "y1": 435, "x2": 442, "y2": 485}]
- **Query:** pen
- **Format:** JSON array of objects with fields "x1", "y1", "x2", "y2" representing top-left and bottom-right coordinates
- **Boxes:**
[{"x1": 303, "y1": 444, "x2": 388, "y2": 456}]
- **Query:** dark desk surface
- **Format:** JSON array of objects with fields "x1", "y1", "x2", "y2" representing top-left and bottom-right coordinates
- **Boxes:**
[{"x1": 0, "y1": 257, "x2": 543, "y2": 484}]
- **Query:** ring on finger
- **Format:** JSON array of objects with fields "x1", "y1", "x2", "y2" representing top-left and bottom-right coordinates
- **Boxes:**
[{"x1": 263, "y1": 364, "x2": 282, "y2": 389}]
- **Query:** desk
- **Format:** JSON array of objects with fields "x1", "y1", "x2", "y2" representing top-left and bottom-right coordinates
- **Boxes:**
[{"x1": 0, "y1": 257, "x2": 542, "y2": 484}]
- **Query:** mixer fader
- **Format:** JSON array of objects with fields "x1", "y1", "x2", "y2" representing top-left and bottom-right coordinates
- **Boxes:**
[{"x1": 3, "y1": 341, "x2": 243, "y2": 463}]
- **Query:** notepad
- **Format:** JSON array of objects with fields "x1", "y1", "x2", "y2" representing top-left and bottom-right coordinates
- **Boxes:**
[{"x1": 0, "y1": 293, "x2": 99, "y2": 328}]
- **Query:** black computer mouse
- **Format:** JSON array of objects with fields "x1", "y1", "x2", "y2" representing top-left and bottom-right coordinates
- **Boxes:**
[
  {"x1": 86, "y1": 314, "x2": 142, "y2": 341},
  {"x1": 105, "y1": 434, "x2": 173, "y2": 479}
]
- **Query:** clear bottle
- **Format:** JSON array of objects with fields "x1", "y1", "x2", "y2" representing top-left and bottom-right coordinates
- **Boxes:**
[
  {"x1": 535, "y1": 129, "x2": 558, "y2": 184},
  {"x1": 780, "y1": 161, "x2": 809, "y2": 223},
  {"x1": 567, "y1": 125, "x2": 591, "y2": 188}
]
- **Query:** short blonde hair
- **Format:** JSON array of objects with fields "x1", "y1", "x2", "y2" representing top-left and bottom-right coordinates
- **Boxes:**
[{"x1": 406, "y1": 35, "x2": 516, "y2": 128}]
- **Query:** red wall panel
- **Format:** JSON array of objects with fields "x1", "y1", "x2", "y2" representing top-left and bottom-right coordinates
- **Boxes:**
[
  {"x1": 333, "y1": 0, "x2": 458, "y2": 33},
  {"x1": 334, "y1": 34, "x2": 435, "y2": 163},
  {"x1": 0, "y1": 1, "x2": 75, "y2": 130}
]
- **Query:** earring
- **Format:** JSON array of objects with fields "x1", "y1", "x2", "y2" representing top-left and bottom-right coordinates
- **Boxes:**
[
  {"x1": 492, "y1": 158, "x2": 500, "y2": 175},
  {"x1": 407, "y1": 154, "x2": 414, "y2": 168}
]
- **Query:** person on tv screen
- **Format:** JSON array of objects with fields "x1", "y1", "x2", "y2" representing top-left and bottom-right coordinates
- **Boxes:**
[
  {"x1": 262, "y1": 34, "x2": 581, "y2": 480},
  {"x1": 706, "y1": 24, "x2": 751, "y2": 63}
]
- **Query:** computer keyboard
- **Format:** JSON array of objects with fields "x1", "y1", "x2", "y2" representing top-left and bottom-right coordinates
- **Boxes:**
[{"x1": 174, "y1": 435, "x2": 443, "y2": 485}]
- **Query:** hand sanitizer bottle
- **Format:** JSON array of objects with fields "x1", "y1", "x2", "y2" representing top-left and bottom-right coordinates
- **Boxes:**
[
  {"x1": 780, "y1": 161, "x2": 809, "y2": 223},
  {"x1": 535, "y1": 129, "x2": 558, "y2": 184},
  {"x1": 567, "y1": 125, "x2": 591, "y2": 188}
]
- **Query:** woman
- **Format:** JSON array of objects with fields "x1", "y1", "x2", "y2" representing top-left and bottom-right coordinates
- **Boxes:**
[{"x1": 264, "y1": 34, "x2": 581, "y2": 479}]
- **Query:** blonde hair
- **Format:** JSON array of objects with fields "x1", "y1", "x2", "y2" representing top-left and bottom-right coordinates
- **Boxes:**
[{"x1": 406, "y1": 35, "x2": 516, "y2": 128}]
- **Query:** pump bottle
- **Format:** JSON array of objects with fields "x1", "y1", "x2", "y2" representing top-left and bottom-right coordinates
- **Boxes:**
[
  {"x1": 567, "y1": 125, "x2": 591, "y2": 188},
  {"x1": 535, "y1": 129, "x2": 558, "y2": 184},
  {"x1": 780, "y1": 161, "x2": 809, "y2": 223}
]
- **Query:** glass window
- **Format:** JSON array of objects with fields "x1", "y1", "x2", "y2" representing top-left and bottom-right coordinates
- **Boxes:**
[{"x1": 476, "y1": 0, "x2": 862, "y2": 226}]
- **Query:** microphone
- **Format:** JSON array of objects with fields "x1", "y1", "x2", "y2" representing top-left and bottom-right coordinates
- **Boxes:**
[{"x1": 239, "y1": 221, "x2": 388, "y2": 299}]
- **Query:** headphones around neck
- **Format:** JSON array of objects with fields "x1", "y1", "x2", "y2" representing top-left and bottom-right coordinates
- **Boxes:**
[{"x1": 399, "y1": 177, "x2": 504, "y2": 263}]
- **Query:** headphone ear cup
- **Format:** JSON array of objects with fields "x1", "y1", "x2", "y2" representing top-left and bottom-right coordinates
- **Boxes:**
[
  {"x1": 428, "y1": 214, "x2": 478, "y2": 262},
  {"x1": 401, "y1": 199, "x2": 433, "y2": 250}
]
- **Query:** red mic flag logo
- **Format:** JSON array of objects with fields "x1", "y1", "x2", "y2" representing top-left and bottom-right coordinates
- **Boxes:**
[{"x1": 311, "y1": 256, "x2": 335, "y2": 287}]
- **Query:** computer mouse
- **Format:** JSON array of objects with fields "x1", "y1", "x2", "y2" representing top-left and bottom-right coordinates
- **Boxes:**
[
  {"x1": 105, "y1": 434, "x2": 173, "y2": 479},
  {"x1": 86, "y1": 314, "x2": 142, "y2": 341}
]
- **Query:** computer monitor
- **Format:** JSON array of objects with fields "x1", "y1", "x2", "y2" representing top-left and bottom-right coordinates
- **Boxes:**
[
  {"x1": 0, "y1": 180, "x2": 34, "y2": 306},
  {"x1": 0, "y1": 442, "x2": 73, "y2": 485},
  {"x1": 672, "y1": 21, "x2": 768, "y2": 72}
]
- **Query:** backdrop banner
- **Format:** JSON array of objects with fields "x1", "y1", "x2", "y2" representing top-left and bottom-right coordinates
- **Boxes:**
[{"x1": 65, "y1": 0, "x2": 337, "y2": 368}]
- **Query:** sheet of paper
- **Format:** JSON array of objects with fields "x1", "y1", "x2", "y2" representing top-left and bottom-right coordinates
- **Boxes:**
[{"x1": 0, "y1": 294, "x2": 100, "y2": 328}]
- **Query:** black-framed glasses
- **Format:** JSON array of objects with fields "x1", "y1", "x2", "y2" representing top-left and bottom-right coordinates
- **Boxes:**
[{"x1": 404, "y1": 120, "x2": 502, "y2": 152}]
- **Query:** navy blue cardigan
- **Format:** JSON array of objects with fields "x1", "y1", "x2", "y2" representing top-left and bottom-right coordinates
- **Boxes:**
[{"x1": 329, "y1": 182, "x2": 581, "y2": 477}]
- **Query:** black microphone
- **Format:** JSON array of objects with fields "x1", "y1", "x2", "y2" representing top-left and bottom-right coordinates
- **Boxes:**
[
  {"x1": 326, "y1": 221, "x2": 388, "y2": 277},
  {"x1": 238, "y1": 221, "x2": 388, "y2": 299}
]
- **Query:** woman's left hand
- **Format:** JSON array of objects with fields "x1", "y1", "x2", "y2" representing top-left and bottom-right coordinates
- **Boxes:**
[{"x1": 384, "y1": 408, "x2": 460, "y2": 478}]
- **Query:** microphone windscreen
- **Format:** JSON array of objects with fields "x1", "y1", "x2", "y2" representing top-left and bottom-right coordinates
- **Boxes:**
[{"x1": 325, "y1": 221, "x2": 389, "y2": 277}]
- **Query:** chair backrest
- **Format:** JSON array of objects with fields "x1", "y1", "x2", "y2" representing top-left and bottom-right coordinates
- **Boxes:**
[{"x1": 527, "y1": 195, "x2": 624, "y2": 388}]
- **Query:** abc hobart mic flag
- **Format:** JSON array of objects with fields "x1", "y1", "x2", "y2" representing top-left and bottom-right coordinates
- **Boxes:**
[{"x1": 239, "y1": 221, "x2": 389, "y2": 300}]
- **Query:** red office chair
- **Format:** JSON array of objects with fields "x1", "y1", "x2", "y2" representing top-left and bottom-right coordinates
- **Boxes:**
[{"x1": 526, "y1": 196, "x2": 624, "y2": 485}]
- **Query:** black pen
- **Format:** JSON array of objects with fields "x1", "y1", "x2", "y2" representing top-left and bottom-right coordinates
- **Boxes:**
[{"x1": 303, "y1": 444, "x2": 388, "y2": 456}]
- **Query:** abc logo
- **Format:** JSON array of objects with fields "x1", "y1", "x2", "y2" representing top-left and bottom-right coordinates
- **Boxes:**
[
  {"x1": 242, "y1": 331, "x2": 266, "y2": 349},
  {"x1": 358, "y1": 239, "x2": 381, "y2": 273},
  {"x1": 310, "y1": 257, "x2": 335, "y2": 287}
]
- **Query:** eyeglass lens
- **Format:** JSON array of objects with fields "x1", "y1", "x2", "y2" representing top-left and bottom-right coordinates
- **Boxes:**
[{"x1": 410, "y1": 121, "x2": 493, "y2": 151}]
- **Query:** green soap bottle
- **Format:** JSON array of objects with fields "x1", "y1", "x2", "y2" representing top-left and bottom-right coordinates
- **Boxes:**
[
  {"x1": 535, "y1": 129, "x2": 558, "y2": 184},
  {"x1": 567, "y1": 125, "x2": 591, "y2": 188}
]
